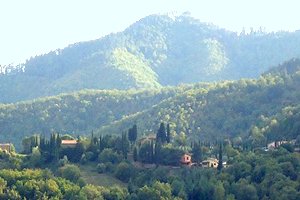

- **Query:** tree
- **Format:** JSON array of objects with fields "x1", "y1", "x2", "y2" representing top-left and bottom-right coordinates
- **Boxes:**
[
  {"x1": 138, "y1": 142, "x2": 154, "y2": 163},
  {"x1": 58, "y1": 164, "x2": 81, "y2": 183},
  {"x1": 137, "y1": 181, "x2": 173, "y2": 200},
  {"x1": 114, "y1": 162, "x2": 133, "y2": 182},
  {"x1": 79, "y1": 184, "x2": 103, "y2": 200},
  {"x1": 217, "y1": 143, "x2": 223, "y2": 171},
  {"x1": 192, "y1": 141, "x2": 202, "y2": 163},
  {"x1": 213, "y1": 181, "x2": 225, "y2": 200},
  {"x1": 98, "y1": 148, "x2": 122, "y2": 164},
  {"x1": 71, "y1": 142, "x2": 85, "y2": 163},
  {"x1": 233, "y1": 179, "x2": 258, "y2": 200},
  {"x1": 128, "y1": 124, "x2": 138, "y2": 145},
  {"x1": 121, "y1": 133, "x2": 130, "y2": 159},
  {"x1": 133, "y1": 147, "x2": 138, "y2": 162},
  {"x1": 29, "y1": 147, "x2": 42, "y2": 167},
  {"x1": 154, "y1": 141, "x2": 162, "y2": 165},
  {"x1": 166, "y1": 123, "x2": 171, "y2": 143},
  {"x1": 157, "y1": 122, "x2": 167, "y2": 143}
]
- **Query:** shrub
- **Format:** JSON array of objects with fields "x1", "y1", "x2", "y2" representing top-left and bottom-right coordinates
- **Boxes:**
[{"x1": 97, "y1": 163, "x2": 106, "y2": 174}]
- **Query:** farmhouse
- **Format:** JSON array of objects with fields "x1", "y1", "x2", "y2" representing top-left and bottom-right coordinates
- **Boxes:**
[
  {"x1": 267, "y1": 140, "x2": 289, "y2": 150},
  {"x1": 61, "y1": 140, "x2": 78, "y2": 148},
  {"x1": 180, "y1": 153, "x2": 192, "y2": 165},
  {"x1": 0, "y1": 143, "x2": 12, "y2": 152},
  {"x1": 201, "y1": 158, "x2": 218, "y2": 168}
]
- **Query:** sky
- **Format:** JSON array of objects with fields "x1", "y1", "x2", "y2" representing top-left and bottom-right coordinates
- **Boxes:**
[{"x1": 0, "y1": 0, "x2": 299, "y2": 65}]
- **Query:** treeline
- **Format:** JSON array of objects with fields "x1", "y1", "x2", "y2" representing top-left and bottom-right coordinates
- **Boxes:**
[{"x1": 21, "y1": 123, "x2": 178, "y2": 167}]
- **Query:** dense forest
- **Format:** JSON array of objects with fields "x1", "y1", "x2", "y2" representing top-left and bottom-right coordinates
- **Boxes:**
[
  {"x1": 1, "y1": 14, "x2": 300, "y2": 102},
  {"x1": 1, "y1": 58, "x2": 300, "y2": 150}
]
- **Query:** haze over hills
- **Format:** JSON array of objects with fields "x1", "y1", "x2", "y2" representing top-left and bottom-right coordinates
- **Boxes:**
[
  {"x1": 1, "y1": 14, "x2": 300, "y2": 103},
  {"x1": 1, "y1": 59, "x2": 300, "y2": 150}
]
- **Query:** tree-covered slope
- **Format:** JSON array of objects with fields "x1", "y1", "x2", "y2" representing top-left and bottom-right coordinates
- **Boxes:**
[
  {"x1": 1, "y1": 59, "x2": 300, "y2": 150},
  {"x1": 98, "y1": 59, "x2": 300, "y2": 142},
  {"x1": 1, "y1": 14, "x2": 300, "y2": 102},
  {"x1": 0, "y1": 87, "x2": 185, "y2": 149}
]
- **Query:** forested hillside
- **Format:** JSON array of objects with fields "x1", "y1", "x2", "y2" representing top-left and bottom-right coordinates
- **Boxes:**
[
  {"x1": 1, "y1": 14, "x2": 300, "y2": 102},
  {"x1": 98, "y1": 59, "x2": 300, "y2": 143},
  {"x1": 1, "y1": 59, "x2": 300, "y2": 150}
]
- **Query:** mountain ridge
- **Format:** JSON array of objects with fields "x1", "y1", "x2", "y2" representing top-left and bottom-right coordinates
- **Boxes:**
[{"x1": 1, "y1": 14, "x2": 300, "y2": 103}]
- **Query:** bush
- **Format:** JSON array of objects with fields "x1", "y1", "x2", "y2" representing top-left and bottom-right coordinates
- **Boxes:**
[
  {"x1": 97, "y1": 163, "x2": 106, "y2": 174},
  {"x1": 104, "y1": 162, "x2": 115, "y2": 173},
  {"x1": 114, "y1": 162, "x2": 133, "y2": 182},
  {"x1": 85, "y1": 151, "x2": 97, "y2": 161},
  {"x1": 58, "y1": 164, "x2": 81, "y2": 183},
  {"x1": 98, "y1": 148, "x2": 122, "y2": 164}
]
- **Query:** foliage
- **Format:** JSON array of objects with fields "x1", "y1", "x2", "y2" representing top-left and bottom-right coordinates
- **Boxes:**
[
  {"x1": 58, "y1": 164, "x2": 81, "y2": 183},
  {"x1": 1, "y1": 14, "x2": 300, "y2": 104}
]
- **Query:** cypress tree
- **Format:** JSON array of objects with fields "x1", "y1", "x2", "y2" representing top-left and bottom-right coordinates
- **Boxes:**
[
  {"x1": 121, "y1": 132, "x2": 129, "y2": 159},
  {"x1": 192, "y1": 141, "x2": 202, "y2": 163},
  {"x1": 157, "y1": 122, "x2": 166, "y2": 143},
  {"x1": 133, "y1": 147, "x2": 138, "y2": 162},
  {"x1": 217, "y1": 143, "x2": 223, "y2": 171},
  {"x1": 154, "y1": 141, "x2": 162, "y2": 165},
  {"x1": 128, "y1": 124, "x2": 138, "y2": 145},
  {"x1": 132, "y1": 124, "x2": 138, "y2": 143},
  {"x1": 166, "y1": 123, "x2": 171, "y2": 143}
]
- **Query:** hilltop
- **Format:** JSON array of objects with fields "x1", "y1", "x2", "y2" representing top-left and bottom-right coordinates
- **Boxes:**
[{"x1": 1, "y1": 14, "x2": 300, "y2": 102}]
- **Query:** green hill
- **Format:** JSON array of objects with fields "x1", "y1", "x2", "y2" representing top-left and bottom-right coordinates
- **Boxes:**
[
  {"x1": 98, "y1": 59, "x2": 300, "y2": 143},
  {"x1": 1, "y1": 14, "x2": 300, "y2": 103},
  {"x1": 1, "y1": 59, "x2": 300, "y2": 150}
]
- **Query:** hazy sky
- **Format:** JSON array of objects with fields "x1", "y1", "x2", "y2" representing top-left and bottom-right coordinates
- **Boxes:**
[{"x1": 0, "y1": 0, "x2": 299, "y2": 65}]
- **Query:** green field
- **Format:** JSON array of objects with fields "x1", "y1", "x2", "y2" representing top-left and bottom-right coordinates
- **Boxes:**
[{"x1": 79, "y1": 163, "x2": 127, "y2": 188}]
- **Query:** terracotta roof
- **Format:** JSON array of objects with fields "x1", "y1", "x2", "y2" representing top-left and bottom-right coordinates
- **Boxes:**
[{"x1": 61, "y1": 140, "x2": 77, "y2": 145}]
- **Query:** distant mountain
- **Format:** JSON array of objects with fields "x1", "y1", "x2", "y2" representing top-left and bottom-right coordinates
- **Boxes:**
[
  {"x1": 1, "y1": 59, "x2": 300, "y2": 150},
  {"x1": 1, "y1": 14, "x2": 300, "y2": 103}
]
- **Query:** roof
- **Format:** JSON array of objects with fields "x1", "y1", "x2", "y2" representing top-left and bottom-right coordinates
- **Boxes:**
[
  {"x1": 0, "y1": 143, "x2": 11, "y2": 146},
  {"x1": 202, "y1": 158, "x2": 218, "y2": 163},
  {"x1": 61, "y1": 140, "x2": 77, "y2": 145}
]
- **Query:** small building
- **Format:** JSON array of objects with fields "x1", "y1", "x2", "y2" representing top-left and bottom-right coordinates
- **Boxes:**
[
  {"x1": 267, "y1": 141, "x2": 288, "y2": 150},
  {"x1": 181, "y1": 153, "x2": 192, "y2": 165},
  {"x1": 201, "y1": 158, "x2": 218, "y2": 168},
  {"x1": 0, "y1": 143, "x2": 12, "y2": 153},
  {"x1": 138, "y1": 134, "x2": 156, "y2": 145},
  {"x1": 61, "y1": 140, "x2": 78, "y2": 148}
]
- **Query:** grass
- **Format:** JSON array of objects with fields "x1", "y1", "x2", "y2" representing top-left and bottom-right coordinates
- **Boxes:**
[{"x1": 79, "y1": 162, "x2": 127, "y2": 188}]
